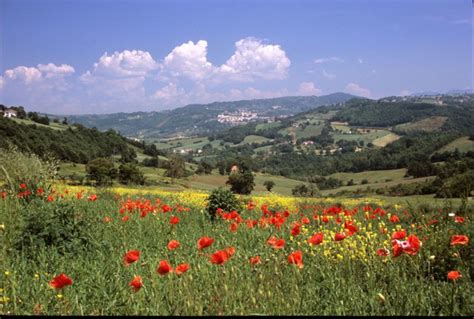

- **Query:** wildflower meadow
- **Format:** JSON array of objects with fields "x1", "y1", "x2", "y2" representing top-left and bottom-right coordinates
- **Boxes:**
[{"x1": 1, "y1": 179, "x2": 472, "y2": 316}]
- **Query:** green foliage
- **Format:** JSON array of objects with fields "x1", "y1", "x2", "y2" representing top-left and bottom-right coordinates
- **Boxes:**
[
  {"x1": 10, "y1": 199, "x2": 96, "y2": 258},
  {"x1": 435, "y1": 170, "x2": 474, "y2": 198},
  {"x1": 263, "y1": 180, "x2": 275, "y2": 192},
  {"x1": 0, "y1": 116, "x2": 140, "y2": 164},
  {"x1": 206, "y1": 187, "x2": 242, "y2": 220},
  {"x1": 0, "y1": 146, "x2": 58, "y2": 194},
  {"x1": 195, "y1": 160, "x2": 214, "y2": 175},
  {"x1": 164, "y1": 154, "x2": 187, "y2": 179},
  {"x1": 118, "y1": 163, "x2": 145, "y2": 185},
  {"x1": 291, "y1": 182, "x2": 320, "y2": 197},
  {"x1": 85, "y1": 157, "x2": 117, "y2": 186},
  {"x1": 226, "y1": 170, "x2": 255, "y2": 195}
]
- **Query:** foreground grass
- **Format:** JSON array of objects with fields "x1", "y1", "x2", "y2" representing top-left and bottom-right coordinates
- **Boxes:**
[{"x1": 1, "y1": 186, "x2": 473, "y2": 315}]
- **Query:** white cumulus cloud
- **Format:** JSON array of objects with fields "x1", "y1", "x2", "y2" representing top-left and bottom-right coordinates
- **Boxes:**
[
  {"x1": 37, "y1": 63, "x2": 75, "y2": 78},
  {"x1": 4, "y1": 66, "x2": 42, "y2": 84},
  {"x1": 86, "y1": 50, "x2": 158, "y2": 78},
  {"x1": 298, "y1": 82, "x2": 322, "y2": 96},
  {"x1": 345, "y1": 82, "x2": 372, "y2": 98},
  {"x1": 163, "y1": 40, "x2": 215, "y2": 81},
  {"x1": 219, "y1": 37, "x2": 291, "y2": 81}
]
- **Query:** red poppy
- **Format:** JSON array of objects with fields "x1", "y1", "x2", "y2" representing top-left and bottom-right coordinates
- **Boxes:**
[
  {"x1": 404, "y1": 234, "x2": 421, "y2": 255},
  {"x1": 157, "y1": 260, "x2": 173, "y2": 275},
  {"x1": 308, "y1": 233, "x2": 324, "y2": 246},
  {"x1": 291, "y1": 223, "x2": 301, "y2": 236},
  {"x1": 288, "y1": 250, "x2": 304, "y2": 269},
  {"x1": 447, "y1": 270, "x2": 462, "y2": 281},
  {"x1": 170, "y1": 216, "x2": 180, "y2": 225},
  {"x1": 377, "y1": 248, "x2": 389, "y2": 257},
  {"x1": 122, "y1": 215, "x2": 129, "y2": 222},
  {"x1": 391, "y1": 230, "x2": 406, "y2": 240},
  {"x1": 20, "y1": 183, "x2": 27, "y2": 189},
  {"x1": 1, "y1": 191, "x2": 6, "y2": 200},
  {"x1": 267, "y1": 236, "x2": 285, "y2": 249},
  {"x1": 389, "y1": 214, "x2": 400, "y2": 223},
  {"x1": 392, "y1": 241, "x2": 403, "y2": 257},
  {"x1": 49, "y1": 273, "x2": 73, "y2": 289},
  {"x1": 451, "y1": 235, "x2": 469, "y2": 246},
  {"x1": 334, "y1": 233, "x2": 346, "y2": 241},
  {"x1": 161, "y1": 204, "x2": 172, "y2": 213},
  {"x1": 454, "y1": 216, "x2": 465, "y2": 223},
  {"x1": 88, "y1": 194, "x2": 98, "y2": 201},
  {"x1": 76, "y1": 192, "x2": 83, "y2": 199},
  {"x1": 225, "y1": 246, "x2": 236, "y2": 257},
  {"x1": 249, "y1": 256, "x2": 261, "y2": 266},
  {"x1": 229, "y1": 222, "x2": 238, "y2": 233},
  {"x1": 175, "y1": 263, "x2": 190, "y2": 275},
  {"x1": 344, "y1": 222, "x2": 358, "y2": 236},
  {"x1": 47, "y1": 195, "x2": 54, "y2": 202},
  {"x1": 301, "y1": 216, "x2": 310, "y2": 225},
  {"x1": 210, "y1": 250, "x2": 230, "y2": 265},
  {"x1": 322, "y1": 216, "x2": 330, "y2": 223},
  {"x1": 197, "y1": 236, "x2": 214, "y2": 250},
  {"x1": 167, "y1": 240, "x2": 180, "y2": 250},
  {"x1": 36, "y1": 188, "x2": 44, "y2": 196},
  {"x1": 129, "y1": 276, "x2": 143, "y2": 292},
  {"x1": 103, "y1": 217, "x2": 111, "y2": 223},
  {"x1": 123, "y1": 250, "x2": 140, "y2": 266}
]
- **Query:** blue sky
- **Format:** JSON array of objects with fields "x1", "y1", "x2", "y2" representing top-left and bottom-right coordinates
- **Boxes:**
[{"x1": 0, "y1": 0, "x2": 471, "y2": 114}]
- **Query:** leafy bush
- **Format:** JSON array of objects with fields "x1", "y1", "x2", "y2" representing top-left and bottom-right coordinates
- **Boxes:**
[
  {"x1": 10, "y1": 199, "x2": 97, "y2": 258},
  {"x1": 206, "y1": 187, "x2": 242, "y2": 220}
]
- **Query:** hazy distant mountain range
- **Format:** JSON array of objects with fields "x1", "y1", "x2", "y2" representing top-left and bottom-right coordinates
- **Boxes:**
[
  {"x1": 411, "y1": 89, "x2": 472, "y2": 96},
  {"x1": 67, "y1": 92, "x2": 356, "y2": 139}
]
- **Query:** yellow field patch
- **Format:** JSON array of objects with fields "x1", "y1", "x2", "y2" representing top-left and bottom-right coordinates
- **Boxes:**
[{"x1": 372, "y1": 133, "x2": 400, "y2": 147}]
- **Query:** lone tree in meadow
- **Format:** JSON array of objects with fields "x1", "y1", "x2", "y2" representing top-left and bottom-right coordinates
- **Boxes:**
[
  {"x1": 85, "y1": 157, "x2": 117, "y2": 186},
  {"x1": 263, "y1": 180, "x2": 275, "y2": 192},
  {"x1": 226, "y1": 164, "x2": 255, "y2": 195},
  {"x1": 118, "y1": 163, "x2": 145, "y2": 185},
  {"x1": 165, "y1": 154, "x2": 186, "y2": 179}
]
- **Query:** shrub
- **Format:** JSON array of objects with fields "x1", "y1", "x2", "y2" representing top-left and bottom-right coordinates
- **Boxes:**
[
  {"x1": 10, "y1": 199, "x2": 96, "y2": 258},
  {"x1": 206, "y1": 187, "x2": 242, "y2": 221}
]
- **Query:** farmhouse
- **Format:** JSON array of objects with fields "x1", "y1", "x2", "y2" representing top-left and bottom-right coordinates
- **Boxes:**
[{"x1": 3, "y1": 108, "x2": 17, "y2": 118}]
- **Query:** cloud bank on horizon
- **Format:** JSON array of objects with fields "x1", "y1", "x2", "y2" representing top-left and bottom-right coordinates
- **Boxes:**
[{"x1": 2, "y1": 37, "x2": 360, "y2": 114}]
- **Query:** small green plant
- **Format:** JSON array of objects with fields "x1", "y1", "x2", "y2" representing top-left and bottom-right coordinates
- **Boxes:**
[{"x1": 206, "y1": 187, "x2": 242, "y2": 220}]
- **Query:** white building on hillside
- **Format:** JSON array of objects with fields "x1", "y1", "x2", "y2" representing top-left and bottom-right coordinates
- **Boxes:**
[{"x1": 3, "y1": 108, "x2": 17, "y2": 118}]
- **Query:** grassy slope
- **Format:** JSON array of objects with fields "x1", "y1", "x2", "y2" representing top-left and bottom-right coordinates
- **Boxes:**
[{"x1": 437, "y1": 136, "x2": 474, "y2": 153}]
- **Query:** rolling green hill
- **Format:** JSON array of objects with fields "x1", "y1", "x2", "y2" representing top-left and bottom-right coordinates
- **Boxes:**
[{"x1": 67, "y1": 93, "x2": 356, "y2": 139}]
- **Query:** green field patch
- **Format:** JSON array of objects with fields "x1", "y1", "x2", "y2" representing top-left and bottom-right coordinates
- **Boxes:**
[
  {"x1": 332, "y1": 129, "x2": 391, "y2": 145},
  {"x1": 237, "y1": 135, "x2": 271, "y2": 145},
  {"x1": 437, "y1": 136, "x2": 474, "y2": 154},
  {"x1": 395, "y1": 116, "x2": 448, "y2": 132}
]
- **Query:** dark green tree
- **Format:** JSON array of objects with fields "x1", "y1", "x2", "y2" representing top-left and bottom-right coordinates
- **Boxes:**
[
  {"x1": 165, "y1": 154, "x2": 186, "y2": 179},
  {"x1": 85, "y1": 157, "x2": 117, "y2": 186},
  {"x1": 118, "y1": 163, "x2": 145, "y2": 185},
  {"x1": 226, "y1": 169, "x2": 255, "y2": 195},
  {"x1": 263, "y1": 180, "x2": 275, "y2": 192}
]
